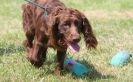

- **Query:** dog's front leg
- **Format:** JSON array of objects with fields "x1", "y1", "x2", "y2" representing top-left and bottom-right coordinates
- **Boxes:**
[{"x1": 55, "y1": 50, "x2": 66, "y2": 75}]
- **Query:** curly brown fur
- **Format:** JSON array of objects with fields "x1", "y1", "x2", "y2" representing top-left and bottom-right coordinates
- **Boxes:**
[{"x1": 22, "y1": 0, "x2": 98, "y2": 73}]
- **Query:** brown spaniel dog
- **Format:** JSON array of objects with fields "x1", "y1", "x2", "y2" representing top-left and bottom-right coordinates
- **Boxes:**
[{"x1": 22, "y1": 0, "x2": 98, "y2": 72}]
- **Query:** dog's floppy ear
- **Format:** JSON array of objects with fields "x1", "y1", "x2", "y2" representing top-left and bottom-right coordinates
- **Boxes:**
[
  {"x1": 76, "y1": 11, "x2": 98, "y2": 49},
  {"x1": 47, "y1": 7, "x2": 64, "y2": 46},
  {"x1": 82, "y1": 15, "x2": 98, "y2": 49},
  {"x1": 48, "y1": 7, "x2": 64, "y2": 26},
  {"x1": 48, "y1": 7, "x2": 63, "y2": 38},
  {"x1": 48, "y1": 9, "x2": 59, "y2": 29}
]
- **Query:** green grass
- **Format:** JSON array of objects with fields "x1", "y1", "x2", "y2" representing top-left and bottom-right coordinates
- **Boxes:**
[
  {"x1": 0, "y1": 0, "x2": 133, "y2": 82},
  {"x1": 63, "y1": 0, "x2": 133, "y2": 11}
]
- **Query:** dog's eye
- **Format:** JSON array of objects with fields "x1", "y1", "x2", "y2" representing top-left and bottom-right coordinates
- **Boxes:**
[
  {"x1": 74, "y1": 21, "x2": 82, "y2": 28},
  {"x1": 63, "y1": 23, "x2": 68, "y2": 26},
  {"x1": 63, "y1": 21, "x2": 70, "y2": 26},
  {"x1": 74, "y1": 20, "x2": 82, "y2": 31},
  {"x1": 62, "y1": 24, "x2": 70, "y2": 32},
  {"x1": 63, "y1": 23, "x2": 69, "y2": 26},
  {"x1": 63, "y1": 22, "x2": 70, "y2": 30},
  {"x1": 63, "y1": 26, "x2": 69, "y2": 31},
  {"x1": 74, "y1": 20, "x2": 81, "y2": 27}
]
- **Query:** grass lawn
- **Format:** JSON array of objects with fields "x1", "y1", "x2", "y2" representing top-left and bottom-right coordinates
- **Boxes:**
[{"x1": 0, "y1": 0, "x2": 133, "y2": 82}]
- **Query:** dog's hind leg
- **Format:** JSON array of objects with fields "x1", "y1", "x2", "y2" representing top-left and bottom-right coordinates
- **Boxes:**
[
  {"x1": 22, "y1": 4, "x2": 35, "y2": 49},
  {"x1": 27, "y1": 33, "x2": 48, "y2": 67}
]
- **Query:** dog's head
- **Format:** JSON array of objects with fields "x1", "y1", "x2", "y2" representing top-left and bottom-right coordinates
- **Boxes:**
[{"x1": 48, "y1": 7, "x2": 97, "y2": 52}]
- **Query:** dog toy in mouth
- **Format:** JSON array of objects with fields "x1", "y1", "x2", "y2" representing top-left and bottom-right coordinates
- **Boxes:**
[
  {"x1": 64, "y1": 58, "x2": 90, "y2": 77},
  {"x1": 68, "y1": 43, "x2": 80, "y2": 54},
  {"x1": 111, "y1": 51, "x2": 132, "y2": 67}
]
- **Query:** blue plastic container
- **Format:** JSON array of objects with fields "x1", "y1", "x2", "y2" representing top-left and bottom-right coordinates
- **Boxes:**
[
  {"x1": 111, "y1": 51, "x2": 132, "y2": 67},
  {"x1": 64, "y1": 58, "x2": 90, "y2": 77}
]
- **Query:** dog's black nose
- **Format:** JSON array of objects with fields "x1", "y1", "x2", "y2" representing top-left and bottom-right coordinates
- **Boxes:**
[
  {"x1": 71, "y1": 34, "x2": 81, "y2": 43},
  {"x1": 73, "y1": 38, "x2": 80, "y2": 43}
]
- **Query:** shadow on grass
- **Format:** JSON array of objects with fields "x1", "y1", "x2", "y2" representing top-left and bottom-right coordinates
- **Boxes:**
[
  {"x1": 0, "y1": 44, "x2": 24, "y2": 56},
  {"x1": 23, "y1": 51, "x2": 115, "y2": 80},
  {"x1": 36, "y1": 57, "x2": 115, "y2": 81},
  {"x1": 77, "y1": 60, "x2": 115, "y2": 81}
]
